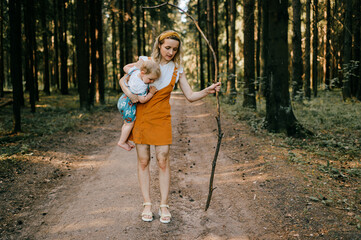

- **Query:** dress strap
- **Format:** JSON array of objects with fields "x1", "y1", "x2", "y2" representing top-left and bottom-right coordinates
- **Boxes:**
[{"x1": 171, "y1": 66, "x2": 178, "y2": 85}]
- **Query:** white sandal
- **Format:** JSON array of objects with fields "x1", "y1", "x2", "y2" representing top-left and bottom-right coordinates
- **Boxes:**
[
  {"x1": 141, "y1": 202, "x2": 153, "y2": 222},
  {"x1": 158, "y1": 204, "x2": 171, "y2": 224}
]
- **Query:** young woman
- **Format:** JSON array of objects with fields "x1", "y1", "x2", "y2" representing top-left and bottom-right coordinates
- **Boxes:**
[{"x1": 119, "y1": 30, "x2": 221, "y2": 223}]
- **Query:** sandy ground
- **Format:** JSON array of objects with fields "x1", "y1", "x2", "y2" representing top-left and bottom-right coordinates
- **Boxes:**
[{"x1": 11, "y1": 93, "x2": 361, "y2": 239}]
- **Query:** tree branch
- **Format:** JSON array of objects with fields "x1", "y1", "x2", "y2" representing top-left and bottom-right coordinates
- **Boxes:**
[{"x1": 142, "y1": 2, "x2": 223, "y2": 211}]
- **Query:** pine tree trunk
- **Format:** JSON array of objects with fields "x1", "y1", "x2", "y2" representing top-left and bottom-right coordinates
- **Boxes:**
[
  {"x1": 260, "y1": 0, "x2": 268, "y2": 97},
  {"x1": 96, "y1": 0, "x2": 105, "y2": 104},
  {"x1": 59, "y1": 0, "x2": 68, "y2": 95},
  {"x1": 255, "y1": 0, "x2": 261, "y2": 93},
  {"x1": 112, "y1": 9, "x2": 117, "y2": 90},
  {"x1": 136, "y1": 0, "x2": 141, "y2": 57},
  {"x1": 312, "y1": 0, "x2": 318, "y2": 98},
  {"x1": 292, "y1": 0, "x2": 303, "y2": 101},
  {"x1": 0, "y1": 0, "x2": 4, "y2": 97},
  {"x1": 243, "y1": 0, "x2": 256, "y2": 109},
  {"x1": 89, "y1": 0, "x2": 96, "y2": 106},
  {"x1": 356, "y1": 0, "x2": 361, "y2": 100},
  {"x1": 24, "y1": 0, "x2": 36, "y2": 112},
  {"x1": 305, "y1": 0, "x2": 311, "y2": 99},
  {"x1": 53, "y1": 0, "x2": 60, "y2": 89},
  {"x1": 227, "y1": 0, "x2": 237, "y2": 104},
  {"x1": 213, "y1": 0, "x2": 219, "y2": 78},
  {"x1": 343, "y1": 0, "x2": 352, "y2": 100},
  {"x1": 225, "y1": 0, "x2": 230, "y2": 81},
  {"x1": 352, "y1": 0, "x2": 360, "y2": 98},
  {"x1": 198, "y1": 0, "x2": 205, "y2": 90},
  {"x1": 265, "y1": 0, "x2": 303, "y2": 137},
  {"x1": 325, "y1": 0, "x2": 331, "y2": 90},
  {"x1": 119, "y1": 0, "x2": 125, "y2": 78},
  {"x1": 124, "y1": 0, "x2": 133, "y2": 64},
  {"x1": 207, "y1": 0, "x2": 214, "y2": 83},
  {"x1": 41, "y1": 0, "x2": 50, "y2": 95},
  {"x1": 76, "y1": 0, "x2": 90, "y2": 110},
  {"x1": 9, "y1": 0, "x2": 23, "y2": 132}
]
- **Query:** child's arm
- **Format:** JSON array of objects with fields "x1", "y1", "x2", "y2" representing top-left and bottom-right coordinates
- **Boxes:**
[
  {"x1": 137, "y1": 86, "x2": 158, "y2": 103},
  {"x1": 123, "y1": 59, "x2": 145, "y2": 73}
]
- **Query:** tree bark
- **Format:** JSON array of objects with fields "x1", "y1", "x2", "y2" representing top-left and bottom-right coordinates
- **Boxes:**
[
  {"x1": 9, "y1": 0, "x2": 22, "y2": 132},
  {"x1": 53, "y1": 0, "x2": 60, "y2": 89},
  {"x1": 111, "y1": 7, "x2": 117, "y2": 90},
  {"x1": 124, "y1": 0, "x2": 133, "y2": 63},
  {"x1": 119, "y1": 0, "x2": 125, "y2": 79},
  {"x1": 305, "y1": 0, "x2": 311, "y2": 99},
  {"x1": 136, "y1": 0, "x2": 141, "y2": 57},
  {"x1": 225, "y1": 0, "x2": 230, "y2": 82},
  {"x1": 312, "y1": 0, "x2": 318, "y2": 98},
  {"x1": 207, "y1": 0, "x2": 214, "y2": 83},
  {"x1": 198, "y1": 0, "x2": 205, "y2": 89},
  {"x1": 260, "y1": 0, "x2": 268, "y2": 97},
  {"x1": 292, "y1": 0, "x2": 303, "y2": 101},
  {"x1": 96, "y1": 0, "x2": 105, "y2": 104},
  {"x1": 41, "y1": 0, "x2": 50, "y2": 95},
  {"x1": 324, "y1": 0, "x2": 331, "y2": 90},
  {"x1": 243, "y1": 0, "x2": 256, "y2": 109},
  {"x1": 89, "y1": 0, "x2": 97, "y2": 106},
  {"x1": 356, "y1": 0, "x2": 361, "y2": 100},
  {"x1": 255, "y1": 0, "x2": 261, "y2": 93},
  {"x1": 342, "y1": 0, "x2": 352, "y2": 100},
  {"x1": 59, "y1": 0, "x2": 68, "y2": 95},
  {"x1": 265, "y1": 0, "x2": 304, "y2": 137},
  {"x1": 24, "y1": 0, "x2": 36, "y2": 112},
  {"x1": 227, "y1": 0, "x2": 237, "y2": 104},
  {"x1": 0, "y1": 0, "x2": 4, "y2": 97},
  {"x1": 76, "y1": 0, "x2": 90, "y2": 110}
]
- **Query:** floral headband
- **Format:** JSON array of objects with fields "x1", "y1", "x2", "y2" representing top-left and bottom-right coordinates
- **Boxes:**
[{"x1": 158, "y1": 31, "x2": 181, "y2": 42}]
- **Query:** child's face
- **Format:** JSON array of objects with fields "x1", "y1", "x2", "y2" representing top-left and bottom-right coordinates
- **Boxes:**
[{"x1": 141, "y1": 72, "x2": 158, "y2": 84}]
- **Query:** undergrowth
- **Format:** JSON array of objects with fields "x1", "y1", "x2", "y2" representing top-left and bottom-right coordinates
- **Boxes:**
[{"x1": 217, "y1": 89, "x2": 361, "y2": 224}]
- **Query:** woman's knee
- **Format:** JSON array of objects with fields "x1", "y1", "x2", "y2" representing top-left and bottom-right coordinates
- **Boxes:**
[
  {"x1": 138, "y1": 157, "x2": 150, "y2": 170},
  {"x1": 156, "y1": 151, "x2": 169, "y2": 170},
  {"x1": 136, "y1": 144, "x2": 150, "y2": 170}
]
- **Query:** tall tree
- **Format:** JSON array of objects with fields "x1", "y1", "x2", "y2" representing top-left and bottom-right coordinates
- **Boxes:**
[
  {"x1": 305, "y1": 0, "x2": 311, "y2": 99},
  {"x1": 53, "y1": 0, "x2": 60, "y2": 89},
  {"x1": 356, "y1": 0, "x2": 361, "y2": 100},
  {"x1": 0, "y1": 0, "x2": 4, "y2": 97},
  {"x1": 312, "y1": 0, "x2": 318, "y2": 98},
  {"x1": 96, "y1": 0, "x2": 105, "y2": 104},
  {"x1": 59, "y1": 0, "x2": 68, "y2": 95},
  {"x1": 342, "y1": 0, "x2": 352, "y2": 100},
  {"x1": 89, "y1": 0, "x2": 97, "y2": 106},
  {"x1": 352, "y1": 0, "x2": 360, "y2": 98},
  {"x1": 197, "y1": 0, "x2": 205, "y2": 89},
  {"x1": 292, "y1": 0, "x2": 303, "y2": 100},
  {"x1": 260, "y1": 0, "x2": 268, "y2": 97},
  {"x1": 76, "y1": 0, "x2": 90, "y2": 110},
  {"x1": 207, "y1": 0, "x2": 214, "y2": 83},
  {"x1": 124, "y1": 0, "x2": 133, "y2": 64},
  {"x1": 119, "y1": 0, "x2": 125, "y2": 79},
  {"x1": 265, "y1": 0, "x2": 303, "y2": 136},
  {"x1": 255, "y1": 0, "x2": 261, "y2": 92},
  {"x1": 324, "y1": 0, "x2": 331, "y2": 90},
  {"x1": 243, "y1": 0, "x2": 256, "y2": 109},
  {"x1": 9, "y1": 0, "x2": 22, "y2": 132},
  {"x1": 225, "y1": 0, "x2": 230, "y2": 82},
  {"x1": 41, "y1": 0, "x2": 51, "y2": 95},
  {"x1": 24, "y1": 0, "x2": 36, "y2": 112},
  {"x1": 227, "y1": 0, "x2": 237, "y2": 104},
  {"x1": 111, "y1": 5, "x2": 117, "y2": 90},
  {"x1": 136, "y1": 0, "x2": 141, "y2": 57}
]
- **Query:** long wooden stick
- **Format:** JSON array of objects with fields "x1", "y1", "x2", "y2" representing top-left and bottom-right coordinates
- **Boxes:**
[{"x1": 142, "y1": 2, "x2": 223, "y2": 211}]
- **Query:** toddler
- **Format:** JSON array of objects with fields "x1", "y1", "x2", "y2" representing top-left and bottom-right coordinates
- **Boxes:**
[{"x1": 117, "y1": 60, "x2": 161, "y2": 151}]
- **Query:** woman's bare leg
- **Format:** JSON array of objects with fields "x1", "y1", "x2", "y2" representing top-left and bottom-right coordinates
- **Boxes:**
[
  {"x1": 136, "y1": 144, "x2": 152, "y2": 220},
  {"x1": 155, "y1": 145, "x2": 171, "y2": 221}
]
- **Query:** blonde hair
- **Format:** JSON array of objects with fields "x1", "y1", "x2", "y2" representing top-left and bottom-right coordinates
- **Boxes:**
[
  {"x1": 151, "y1": 30, "x2": 183, "y2": 67},
  {"x1": 140, "y1": 60, "x2": 161, "y2": 79}
]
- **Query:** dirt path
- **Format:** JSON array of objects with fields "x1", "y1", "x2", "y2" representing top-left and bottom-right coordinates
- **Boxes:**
[{"x1": 16, "y1": 93, "x2": 359, "y2": 239}]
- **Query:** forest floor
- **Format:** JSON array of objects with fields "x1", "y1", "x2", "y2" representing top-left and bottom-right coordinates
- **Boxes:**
[{"x1": 1, "y1": 91, "x2": 361, "y2": 239}]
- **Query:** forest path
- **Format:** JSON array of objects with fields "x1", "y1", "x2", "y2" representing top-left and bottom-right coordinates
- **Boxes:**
[{"x1": 22, "y1": 93, "x2": 308, "y2": 239}]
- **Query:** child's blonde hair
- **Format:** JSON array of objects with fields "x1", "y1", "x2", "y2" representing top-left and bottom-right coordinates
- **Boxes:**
[
  {"x1": 151, "y1": 30, "x2": 183, "y2": 67},
  {"x1": 140, "y1": 61, "x2": 161, "y2": 79}
]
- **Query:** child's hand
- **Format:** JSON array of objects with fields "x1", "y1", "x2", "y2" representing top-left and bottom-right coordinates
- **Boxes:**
[{"x1": 149, "y1": 86, "x2": 158, "y2": 94}]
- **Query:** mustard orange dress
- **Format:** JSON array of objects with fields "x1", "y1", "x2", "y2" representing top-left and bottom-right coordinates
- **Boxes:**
[{"x1": 129, "y1": 66, "x2": 178, "y2": 145}]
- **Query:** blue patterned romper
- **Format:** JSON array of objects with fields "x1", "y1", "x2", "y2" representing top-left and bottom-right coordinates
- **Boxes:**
[{"x1": 117, "y1": 69, "x2": 148, "y2": 123}]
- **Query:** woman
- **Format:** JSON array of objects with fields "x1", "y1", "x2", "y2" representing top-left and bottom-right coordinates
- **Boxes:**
[{"x1": 119, "y1": 30, "x2": 221, "y2": 223}]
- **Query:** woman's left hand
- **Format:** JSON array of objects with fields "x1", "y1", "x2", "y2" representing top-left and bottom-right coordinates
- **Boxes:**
[{"x1": 207, "y1": 82, "x2": 221, "y2": 94}]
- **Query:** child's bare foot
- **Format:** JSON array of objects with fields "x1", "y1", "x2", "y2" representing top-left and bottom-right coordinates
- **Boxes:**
[
  {"x1": 127, "y1": 141, "x2": 135, "y2": 149},
  {"x1": 117, "y1": 141, "x2": 132, "y2": 151}
]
